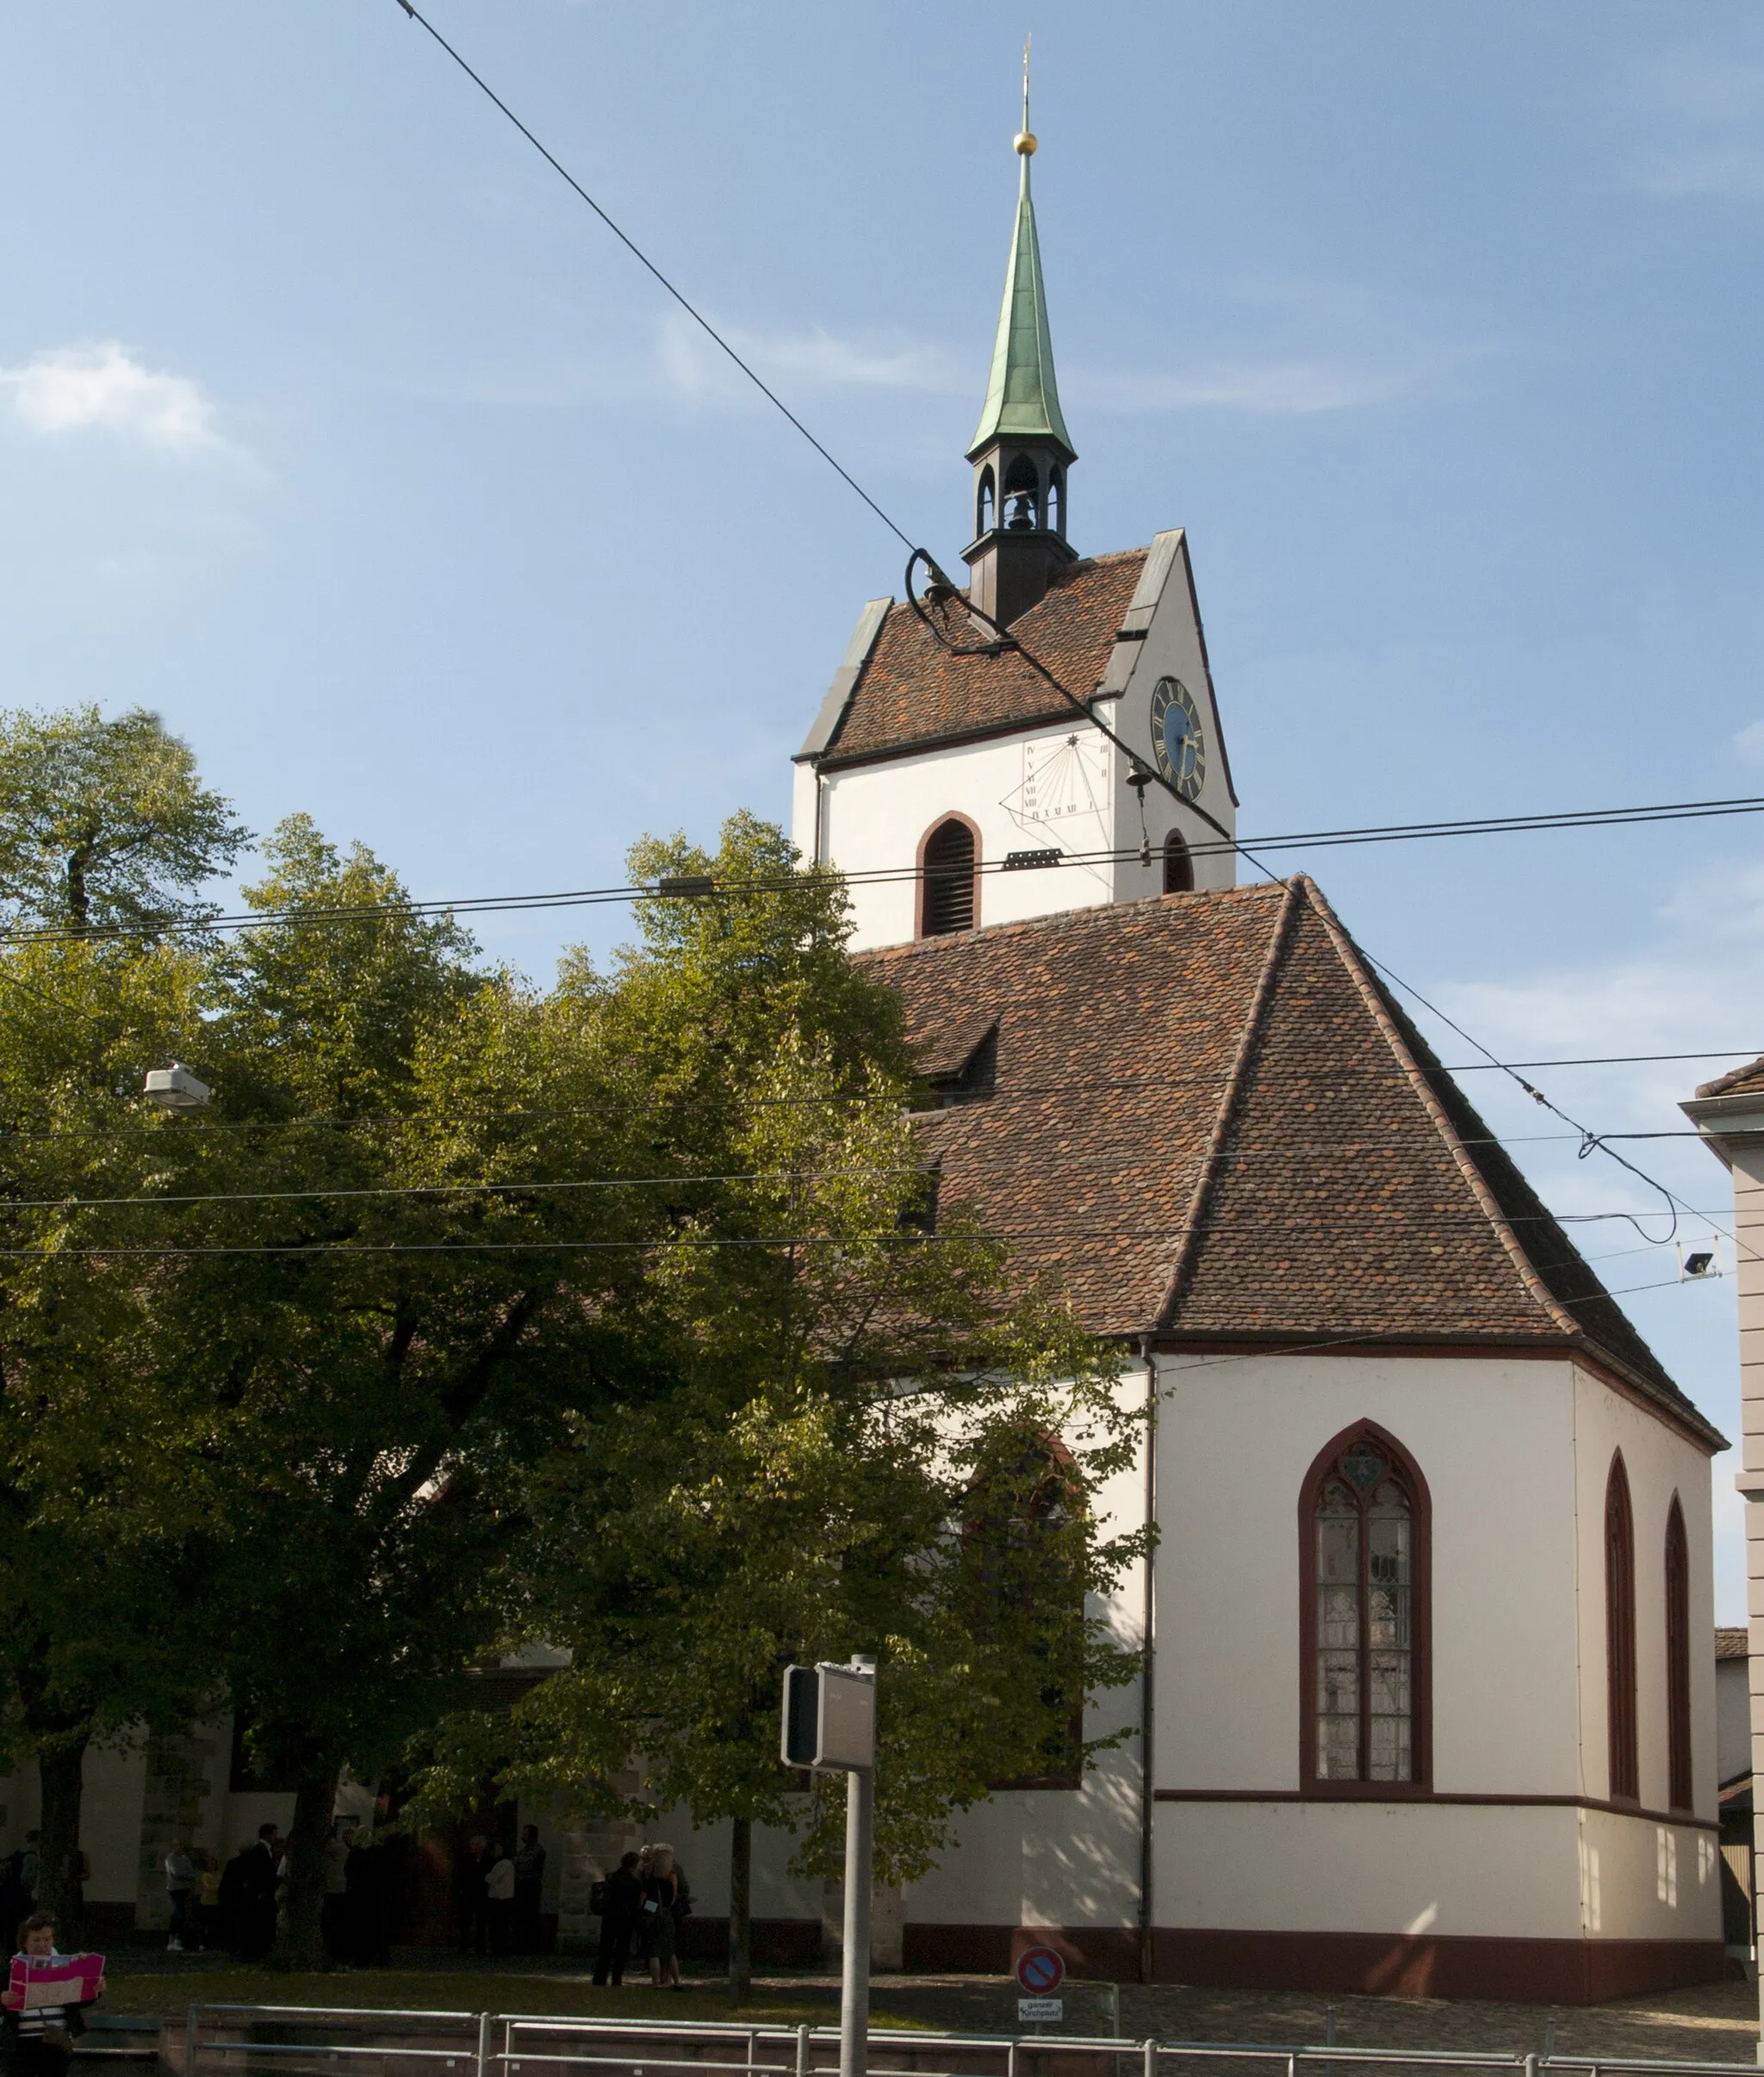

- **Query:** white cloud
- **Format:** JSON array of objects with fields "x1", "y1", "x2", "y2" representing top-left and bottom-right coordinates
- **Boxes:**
[
  {"x1": 1090, "y1": 355, "x2": 1449, "y2": 417},
  {"x1": 0, "y1": 342, "x2": 221, "y2": 453},
  {"x1": 1617, "y1": 50, "x2": 1764, "y2": 200},
  {"x1": 657, "y1": 312, "x2": 961, "y2": 401},
  {"x1": 1735, "y1": 719, "x2": 1764, "y2": 767},
  {"x1": 1085, "y1": 278, "x2": 1501, "y2": 418}
]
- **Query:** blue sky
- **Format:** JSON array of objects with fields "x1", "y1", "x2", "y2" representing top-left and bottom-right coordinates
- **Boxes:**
[{"x1": 0, "y1": 3, "x2": 1759, "y2": 1609}]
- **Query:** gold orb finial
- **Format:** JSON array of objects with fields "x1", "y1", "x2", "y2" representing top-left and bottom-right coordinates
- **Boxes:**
[{"x1": 1015, "y1": 129, "x2": 1038, "y2": 155}]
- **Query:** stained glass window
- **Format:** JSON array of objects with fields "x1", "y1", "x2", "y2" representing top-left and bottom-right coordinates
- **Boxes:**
[{"x1": 1313, "y1": 1440, "x2": 1415, "y2": 1782}]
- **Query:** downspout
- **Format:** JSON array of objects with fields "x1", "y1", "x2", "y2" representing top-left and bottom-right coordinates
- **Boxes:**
[
  {"x1": 813, "y1": 762, "x2": 827, "y2": 867},
  {"x1": 1136, "y1": 1334, "x2": 1158, "y2": 1985}
]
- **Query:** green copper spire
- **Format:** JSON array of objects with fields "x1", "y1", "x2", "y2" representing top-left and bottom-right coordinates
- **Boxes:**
[{"x1": 966, "y1": 51, "x2": 1074, "y2": 463}]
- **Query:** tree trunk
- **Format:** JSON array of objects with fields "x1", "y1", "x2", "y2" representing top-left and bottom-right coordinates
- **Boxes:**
[
  {"x1": 34, "y1": 1736, "x2": 88, "y2": 1945},
  {"x1": 276, "y1": 1756, "x2": 343, "y2": 1969},
  {"x1": 727, "y1": 1816, "x2": 752, "y2": 2002}
]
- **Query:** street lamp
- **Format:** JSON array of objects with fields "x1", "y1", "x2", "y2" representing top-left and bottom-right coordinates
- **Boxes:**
[{"x1": 142, "y1": 1062, "x2": 211, "y2": 1111}]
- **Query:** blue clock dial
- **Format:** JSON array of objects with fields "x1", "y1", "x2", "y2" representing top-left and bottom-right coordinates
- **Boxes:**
[{"x1": 1149, "y1": 677, "x2": 1206, "y2": 801}]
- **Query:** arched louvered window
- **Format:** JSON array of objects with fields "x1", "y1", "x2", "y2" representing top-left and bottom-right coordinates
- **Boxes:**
[
  {"x1": 1665, "y1": 1494, "x2": 1693, "y2": 1813},
  {"x1": 1300, "y1": 1422, "x2": 1431, "y2": 1788},
  {"x1": 921, "y1": 818, "x2": 978, "y2": 938},
  {"x1": 1164, "y1": 829, "x2": 1194, "y2": 893},
  {"x1": 1606, "y1": 1452, "x2": 1638, "y2": 1801}
]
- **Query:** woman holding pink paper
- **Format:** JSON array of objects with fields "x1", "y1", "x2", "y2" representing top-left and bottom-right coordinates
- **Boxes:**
[{"x1": 1, "y1": 1914, "x2": 103, "y2": 2077}]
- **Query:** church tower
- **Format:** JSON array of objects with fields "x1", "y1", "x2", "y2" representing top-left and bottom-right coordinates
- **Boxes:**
[
  {"x1": 792, "y1": 103, "x2": 1239, "y2": 952},
  {"x1": 962, "y1": 83, "x2": 1078, "y2": 627}
]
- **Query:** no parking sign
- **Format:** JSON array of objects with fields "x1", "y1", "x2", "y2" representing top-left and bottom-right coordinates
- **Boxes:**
[{"x1": 1015, "y1": 1945, "x2": 1065, "y2": 2024}]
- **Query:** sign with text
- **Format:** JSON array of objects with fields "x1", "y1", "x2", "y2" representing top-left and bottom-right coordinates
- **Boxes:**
[
  {"x1": 1016, "y1": 1999, "x2": 1063, "y2": 2025},
  {"x1": 8, "y1": 1956, "x2": 104, "y2": 2011}
]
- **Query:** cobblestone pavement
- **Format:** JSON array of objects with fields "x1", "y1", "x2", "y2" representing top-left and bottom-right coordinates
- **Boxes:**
[
  {"x1": 92, "y1": 1947, "x2": 1764, "y2": 2066},
  {"x1": 834, "y1": 1974, "x2": 1762, "y2": 2066}
]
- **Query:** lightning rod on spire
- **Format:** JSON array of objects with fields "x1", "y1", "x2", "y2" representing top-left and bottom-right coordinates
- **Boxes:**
[{"x1": 1016, "y1": 34, "x2": 1038, "y2": 157}]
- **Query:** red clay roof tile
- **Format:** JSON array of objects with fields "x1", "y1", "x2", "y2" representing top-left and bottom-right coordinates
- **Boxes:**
[
  {"x1": 823, "y1": 551, "x2": 1146, "y2": 765},
  {"x1": 1697, "y1": 1055, "x2": 1764, "y2": 1099},
  {"x1": 857, "y1": 879, "x2": 1720, "y2": 1448}
]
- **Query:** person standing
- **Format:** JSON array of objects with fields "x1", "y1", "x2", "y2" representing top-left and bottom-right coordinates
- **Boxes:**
[
  {"x1": 196, "y1": 1852, "x2": 221, "y2": 1954},
  {"x1": 590, "y1": 1852, "x2": 642, "y2": 1988},
  {"x1": 511, "y1": 1828, "x2": 545, "y2": 1953},
  {"x1": 163, "y1": 1842, "x2": 195, "y2": 1954},
  {"x1": 236, "y1": 1825, "x2": 280, "y2": 1963},
  {"x1": 1, "y1": 1912, "x2": 103, "y2": 2077},
  {"x1": 637, "y1": 1844, "x2": 682, "y2": 1990},
  {"x1": 483, "y1": 1846, "x2": 515, "y2": 1956}
]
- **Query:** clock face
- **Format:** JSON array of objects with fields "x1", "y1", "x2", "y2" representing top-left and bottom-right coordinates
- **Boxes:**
[{"x1": 1150, "y1": 677, "x2": 1206, "y2": 801}]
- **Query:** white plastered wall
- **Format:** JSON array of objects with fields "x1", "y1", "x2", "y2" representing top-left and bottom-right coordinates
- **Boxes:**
[
  {"x1": 1570, "y1": 1365, "x2": 1720, "y2": 1827},
  {"x1": 792, "y1": 532, "x2": 1237, "y2": 955},
  {"x1": 1152, "y1": 1349, "x2": 1718, "y2": 1944},
  {"x1": 1158, "y1": 1353, "x2": 1582, "y2": 1801},
  {"x1": 672, "y1": 1374, "x2": 1154, "y2": 1935}
]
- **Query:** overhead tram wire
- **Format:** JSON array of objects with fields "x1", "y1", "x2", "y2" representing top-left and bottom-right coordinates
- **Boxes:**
[
  {"x1": 0, "y1": 1051, "x2": 1748, "y2": 1148},
  {"x1": 0, "y1": 1133, "x2": 1721, "y2": 1211},
  {"x1": 387, "y1": 0, "x2": 916, "y2": 557},
  {"x1": 156, "y1": 9, "x2": 1756, "y2": 1293},
  {"x1": 0, "y1": 792, "x2": 1760, "y2": 949}
]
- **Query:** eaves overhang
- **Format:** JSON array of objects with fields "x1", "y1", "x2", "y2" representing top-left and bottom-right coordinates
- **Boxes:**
[
  {"x1": 1134, "y1": 1326, "x2": 1728, "y2": 1456},
  {"x1": 1680, "y1": 1090, "x2": 1764, "y2": 1170}
]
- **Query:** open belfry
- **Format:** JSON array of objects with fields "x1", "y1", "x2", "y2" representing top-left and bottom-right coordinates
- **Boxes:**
[{"x1": 784, "y1": 106, "x2": 1728, "y2": 2000}]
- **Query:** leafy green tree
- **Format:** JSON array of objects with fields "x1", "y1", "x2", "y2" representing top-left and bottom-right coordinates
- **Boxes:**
[
  {"x1": 0, "y1": 706, "x2": 248, "y2": 933},
  {"x1": 104, "y1": 817, "x2": 673, "y2": 1964},
  {"x1": 415, "y1": 818, "x2": 1145, "y2": 1996},
  {"x1": 0, "y1": 928, "x2": 225, "y2": 1934}
]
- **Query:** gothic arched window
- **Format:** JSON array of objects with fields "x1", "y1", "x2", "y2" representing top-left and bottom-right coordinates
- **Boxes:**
[
  {"x1": 1606, "y1": 1452, "x2": 1638, "y2": 1802},
  {"x1": 921, "y1": 817, "x2": 978, "y2": 938},
  {"x1": 1163, "y1": 829, "x2": 1194, "y2": 893},
  {"x1": 1301, "y1": 1423, "x2": 1430, "y2": 1788},
  {"x1": 1665, "y1": 1493, "x2": 1693, "y2": 1813},
  {"x1": 966, "y1": 1433, "x2": 1084, "y2": 1789},
  {"x1": 976, "y1": 464, "x2": 996, "y2": 538}
]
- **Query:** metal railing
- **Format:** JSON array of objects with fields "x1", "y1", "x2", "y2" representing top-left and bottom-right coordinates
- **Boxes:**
[{"x1": 177, "y1": 2006, "x2": 1764, "y2": 2077}]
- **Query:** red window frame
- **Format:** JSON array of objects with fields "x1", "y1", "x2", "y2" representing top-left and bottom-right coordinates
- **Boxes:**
[
  {"x1": 1606, "y1": 1451, "x2": 1639, "y2": 1803},
  {"x1": 1664, "y1": 1492, "x2": 1693, "y2": 1813},
  {"x1": 1297, "y1": 1420, "x2": 1432, "y2": 1797}
]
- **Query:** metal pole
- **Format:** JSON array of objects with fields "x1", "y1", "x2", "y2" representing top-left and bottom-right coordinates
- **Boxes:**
[
  {"x1": 796, "y1": 2024, "x2": 811, "y2": 2077},
  {"x1": 475, "y1": 2015, "x2": 491, "y2": 2077},
  {"x1": 184, "y1": 2003, "x2": 200, "y2": 2077},
  {"x1": 839, "y1": 1763, "x2": 874, "y2": 2077}
]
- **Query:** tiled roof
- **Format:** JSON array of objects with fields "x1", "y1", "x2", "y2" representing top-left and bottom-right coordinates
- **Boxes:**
[
  {"x1": 1697, "y1": 1055, "x2": 1764, "y2": 1099},
  {"x1": 1717, "y1": 1627, "x2": 1748, "y2": 1661},
  {"x1": 821, "y1": 550, "x2": 1146, "y2": 766},
  {"x1": 859, "y1": 879, "x2": 1722, "y2": 1448}
]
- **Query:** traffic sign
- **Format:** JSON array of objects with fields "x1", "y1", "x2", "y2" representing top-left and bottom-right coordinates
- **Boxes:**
[
  {"x1": 1015, "y1": 1946, "x2": 1065, "y2": 1995},
  {"x1": 1016, "y1": 1999, "x2": 1063, "y2": 2025}
]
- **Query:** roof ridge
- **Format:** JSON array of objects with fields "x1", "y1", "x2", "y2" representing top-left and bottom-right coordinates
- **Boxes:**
[
  {"x1": 854, "y1": 880, "x2": 1288, "y2": 967},
  {"x1": 1696, "y1": 1053, "x2": 1764, "y2": 1099},
  {"x1": 1295, "y1": 874, "x2": 1585, "y2": 1341},
  {"x1": 1152, "y1": 877, "x2": 1305, "y2": 1331}
]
